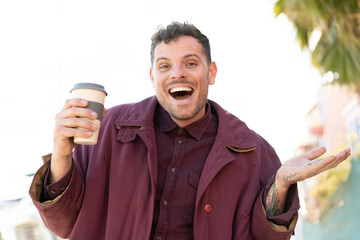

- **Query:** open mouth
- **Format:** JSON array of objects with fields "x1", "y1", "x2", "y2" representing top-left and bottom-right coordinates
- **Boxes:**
[{"x1": 169, "y1": 87, "x2": 194, "y2": 100}]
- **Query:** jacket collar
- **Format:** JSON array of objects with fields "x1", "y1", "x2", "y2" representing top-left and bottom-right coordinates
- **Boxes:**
[
  {"x1": 155, "y1": 102, "x2": 213, "y2": 141},
  {"x1": 114, "y1": 96, "x2": 158, "y2": 130},
  {"x1": 114, "y1": 96, "x2": 256, "y2": 151},
  {"x1": 208, "y1": 100, "x2": 257, "y2": 152}
]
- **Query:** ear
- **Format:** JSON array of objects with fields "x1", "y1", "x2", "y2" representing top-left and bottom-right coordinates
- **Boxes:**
[
  {"x1": 208, "y1": 62, "x2": 217, "y2": 85},
  {"x1": 150, "y1": 67, "x2": 155, "y2": 88}
]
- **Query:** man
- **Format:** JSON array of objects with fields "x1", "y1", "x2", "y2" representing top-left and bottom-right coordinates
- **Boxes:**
[{"x1": 29, "y1": 22, "x2": 351, "y2": 239}]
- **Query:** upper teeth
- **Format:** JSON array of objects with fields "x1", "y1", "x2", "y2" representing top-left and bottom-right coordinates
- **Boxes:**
[{"x1": 170, "y1": 87, "x2": 192, "y2": 93}]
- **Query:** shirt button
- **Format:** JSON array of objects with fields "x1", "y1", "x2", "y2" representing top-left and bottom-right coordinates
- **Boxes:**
[
  {"x1": 156, "y1": 236, "x2": 162, "y2": 240},
  {"x1": 178, "y1": 140, "x2": 183, "y2": 144},
  {"x1": 204, "y1": 203, "x2": 212, "y2": 213},
  {"x1": 178, "y1": 128, "x2": 184, "y2": 134},
  {"x1": 171, "y1": 167, "x2": 176, "y2": 173},
  {"x1": 163, "y1": 200, "x2": 168, "y2": 206}
]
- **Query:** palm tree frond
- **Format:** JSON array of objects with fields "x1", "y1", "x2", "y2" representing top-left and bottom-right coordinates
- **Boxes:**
[{"x1": 274, "y1": 0, "x2": 360, "y2": 89}]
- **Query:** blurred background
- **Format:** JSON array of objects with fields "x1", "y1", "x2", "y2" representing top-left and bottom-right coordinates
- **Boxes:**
[{"x1": 0, "y1": 0, "x2": 359, "y2": 239}]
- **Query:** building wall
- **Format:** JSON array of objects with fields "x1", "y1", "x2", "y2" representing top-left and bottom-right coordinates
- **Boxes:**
[
  {"x1": 301, "y1": 84, "x2": 360, "y2": 239},
  {"x1": 316, "y1": 85, "x2": 354, "y2": 150}
]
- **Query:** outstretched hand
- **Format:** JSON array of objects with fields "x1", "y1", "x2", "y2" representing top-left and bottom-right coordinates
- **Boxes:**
[
  {"x1": 265, "y1": 146, "x2": 351, "y2": 217},
  {"x1": 276, "y1": 146, "x2": 351, "y2": 190}
]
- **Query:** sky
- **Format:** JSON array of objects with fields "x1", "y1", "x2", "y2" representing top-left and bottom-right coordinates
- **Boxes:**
[{"x1": 0, "y1": 0, "x2": 323, "y2": 202}]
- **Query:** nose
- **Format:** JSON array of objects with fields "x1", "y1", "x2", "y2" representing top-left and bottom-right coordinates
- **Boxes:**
[{"x1": 170, "y1": 65, "x2": 187, "y2": 79}]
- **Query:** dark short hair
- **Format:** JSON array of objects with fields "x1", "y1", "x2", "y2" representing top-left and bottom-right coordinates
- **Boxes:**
[{"x1": 150, "y1": 22, "x2": 212, "y2": 66}]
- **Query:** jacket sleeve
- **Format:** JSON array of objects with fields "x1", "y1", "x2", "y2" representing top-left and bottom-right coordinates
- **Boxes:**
[
  {"x1": 250, "y1": 137, "x2": 300, "y2": 239},
  {"x1": 28, "y1": 154, "x2": 85, "y2": 238},
  {"x1": 250, "y1": 177, "x2": 299, "y2": 239},
  {"x1": 42, "y1": 159, "x2": 73, "y2": 201}
]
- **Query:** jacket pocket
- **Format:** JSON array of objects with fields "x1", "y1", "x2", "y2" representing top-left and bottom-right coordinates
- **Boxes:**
[
  {"x1": 188, "y1": 171, "x2": 201, "y2": 189},
  {"x1": 182, "y1": 171, "x2": 201, "y2": 225},
  {"x1": 116, "y1": 125, "x2": 143, "y2": 143}
]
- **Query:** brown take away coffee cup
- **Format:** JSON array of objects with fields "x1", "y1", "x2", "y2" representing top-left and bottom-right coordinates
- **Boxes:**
[{"x1": 70, "y1": 83, "x2": 107, "y2": 145}]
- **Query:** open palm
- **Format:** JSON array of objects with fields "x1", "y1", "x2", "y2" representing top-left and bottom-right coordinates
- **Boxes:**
[{"x1": 276, "y1": 146, "x2": 351, "y2": 189}]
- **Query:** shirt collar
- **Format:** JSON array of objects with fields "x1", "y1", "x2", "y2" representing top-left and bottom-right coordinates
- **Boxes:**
[{"x1": 155, "y1": 102, "x2": 212, "y2": 140}]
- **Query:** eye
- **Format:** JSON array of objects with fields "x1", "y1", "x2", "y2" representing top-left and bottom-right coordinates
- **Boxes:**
[
  {"x1": 186, "y1": 62, "x2": 197, "y2": 67},
  {"x1": 159, "y1": 64, "x2": 170, "y2": 70}
]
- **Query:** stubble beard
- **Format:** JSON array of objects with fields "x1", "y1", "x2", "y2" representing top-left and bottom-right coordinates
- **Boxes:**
[
  {"x1": 167, "y1": 98, "x2": 206, "y2": 121},
  {"x1": 157, "y1": 86, "x2": 209, "y2": 123}
]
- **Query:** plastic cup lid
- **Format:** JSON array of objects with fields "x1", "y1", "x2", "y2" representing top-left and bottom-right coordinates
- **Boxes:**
[{"x1": 70, "y1": 82, "x2": 107, "y2": 95}]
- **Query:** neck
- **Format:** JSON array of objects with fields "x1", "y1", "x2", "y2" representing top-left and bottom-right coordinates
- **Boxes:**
[{"x1": 171, "y1": 107, "x2": 206, "y2": 128}]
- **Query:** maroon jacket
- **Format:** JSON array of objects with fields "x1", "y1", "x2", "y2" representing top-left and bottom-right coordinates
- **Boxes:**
[{"x1": 29, "y1": 96, "x2": 299, "y2": 239}]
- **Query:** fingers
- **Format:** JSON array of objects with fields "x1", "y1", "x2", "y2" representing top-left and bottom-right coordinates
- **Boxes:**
[
  {"x1": 306, "y1": 148, "x2": 351, "y2": 176},
  {"x1": 52, "y1": 98, "x2": 101, "y2": 170},
  {"x1": 56, "y1": 106, "x2": 98, "y2": 122},
  {"x1": 320, "y1": 148, "x2": 351, "y2": 171},
  {"x1": 278, "y1": 147, "x2": 352, "y2": 184},
  {"x1": 58, "y1": 98, "x2": 98, "y2": 120},
  {"x1": 55, "y1": 118, "x2": 98, "y2": 137},
  {"x1": 62, "y1": 98, "x2": 88, "y2": 110},
  {"x1": 54, "y1": 98, "x2": 99, "y2": 139},
  {"x1": 303, "y1": 146, "x2": 327, "y2": 160}
]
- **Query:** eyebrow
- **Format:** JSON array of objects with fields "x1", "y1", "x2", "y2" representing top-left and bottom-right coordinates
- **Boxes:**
[
  {"x1": 155, "y1": 57, "x2": 170, "y2": 63},
  {"x1": 184, "y1": 54, "x2": 201, "y2": 60},
  {"x1": 155, "y1": 54, "x2": 201, "y2": 64}
]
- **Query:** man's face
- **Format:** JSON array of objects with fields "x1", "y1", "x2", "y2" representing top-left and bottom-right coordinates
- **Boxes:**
[{"x1": 150, "y1": 36, "x2": 217, "y2": 127}]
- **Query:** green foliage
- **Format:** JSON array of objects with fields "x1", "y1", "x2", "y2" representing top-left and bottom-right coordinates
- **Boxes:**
[{"x1": 274, "y1": 0, "x2": 360, "y2": 91}]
